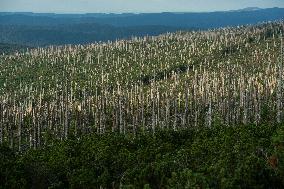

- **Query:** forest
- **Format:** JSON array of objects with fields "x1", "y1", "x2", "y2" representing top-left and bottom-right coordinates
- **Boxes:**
[{"x1": 0, "y1": 21, "x2": 284, "y2": 188}]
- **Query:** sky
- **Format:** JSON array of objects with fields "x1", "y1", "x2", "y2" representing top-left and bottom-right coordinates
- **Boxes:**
[{"x1": 0, "y1": 0, "x2": 284, "y2": 13}]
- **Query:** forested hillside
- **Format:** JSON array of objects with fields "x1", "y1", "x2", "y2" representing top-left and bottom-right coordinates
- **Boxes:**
[
  {"x1": 1, "y1": 21, "x2": 284, "y2": 188},
  {"x1": 0, "y1": 21, "x2": 283, "y2": 148}
]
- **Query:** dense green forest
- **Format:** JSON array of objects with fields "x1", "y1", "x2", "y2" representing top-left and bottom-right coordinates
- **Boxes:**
[
  {"x1": 1, "y1": 124, "x2": 284, "y2": 188},
  {"x1": 0, "y1": 20, "x2": 284, "y2": 188}
]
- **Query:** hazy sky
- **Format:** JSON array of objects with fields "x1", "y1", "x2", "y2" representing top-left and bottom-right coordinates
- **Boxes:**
[{"x1": 1, "y1": 0, "x2": 284, "y2": 13}]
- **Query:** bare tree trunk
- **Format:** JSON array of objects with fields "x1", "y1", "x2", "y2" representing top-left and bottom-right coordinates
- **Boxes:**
[
  {"x1": 18, "y1": 107, "x2": 22, "y2": 151},
  {"x1": 277, "y1": 34, "x2": 283, "y2": 123},
  {"x1": 0, "y1": 104, "x2": 2, "y2": 144}
]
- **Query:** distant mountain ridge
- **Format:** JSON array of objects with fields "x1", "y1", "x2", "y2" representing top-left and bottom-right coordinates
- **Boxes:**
[
  {"x1": 0, "y1": 7, "x2": 283, "y2": 46},
  {"x1": 229, "y1": 7, "x2": 262, "y2": 12},
  {"x1": 0, "y1": 7, "x2": 283, "y2": 26}
]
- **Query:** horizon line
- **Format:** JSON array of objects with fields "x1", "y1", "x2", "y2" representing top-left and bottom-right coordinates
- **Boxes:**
[{"x1": 0, "y1": 6, "x2": 283, "y2": 15}]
